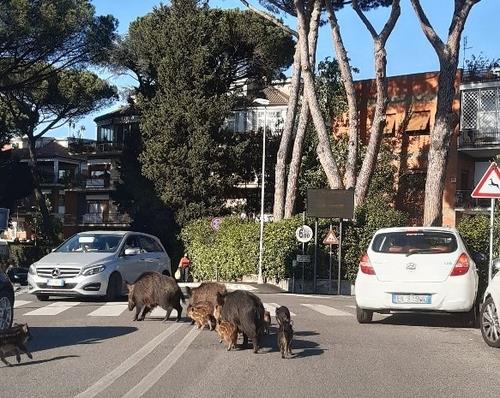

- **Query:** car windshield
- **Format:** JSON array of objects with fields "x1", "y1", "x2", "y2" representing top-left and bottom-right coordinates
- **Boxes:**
[
  {"x1": 371, "y1": 231, "x2": 458, "y2": 255},
  {"x1": 55, "y1": 234, "x2": 123, "y2": 253}
]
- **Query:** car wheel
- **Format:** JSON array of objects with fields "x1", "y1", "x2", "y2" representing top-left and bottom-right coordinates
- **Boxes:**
[
  {"x1": 480, "y1": 296, "x2": 500, "y2": 348},
  {"x1": 356, "y1": 305, "x2": 373, "y2": 324},
  {"x1": 106, "y1": 272, "x2": 122, "y2": 301},
  {"x1": 0, "y1": 290, "x2": 13, "y2": 331},
  {"x1": 36, "y1": 294, "x2": 50, "y2": 301}
]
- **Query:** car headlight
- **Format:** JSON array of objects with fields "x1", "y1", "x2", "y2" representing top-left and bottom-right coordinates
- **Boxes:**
[
  {"x1": 28, "y1": 265, "x2": 37, "y2": 275},
  {"x1": 82, "y1": 265, "x2": 106, "y2": 276}
]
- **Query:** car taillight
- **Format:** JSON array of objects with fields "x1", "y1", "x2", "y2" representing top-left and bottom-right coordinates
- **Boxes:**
[
  {"x1": 359, "y1": 253, "x2": 376, "y2": 275},
  {"x1": 450, "y1": 253, "x2": 469, "y2": 276}
]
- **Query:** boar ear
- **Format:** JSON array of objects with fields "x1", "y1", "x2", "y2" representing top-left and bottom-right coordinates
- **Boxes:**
[{"x1": 216, "y1": 292, "x2": 225, "y2": 306}]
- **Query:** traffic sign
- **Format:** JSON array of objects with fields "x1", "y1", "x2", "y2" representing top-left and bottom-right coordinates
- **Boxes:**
[
  {"x1": 472, "y1": 163, "x2": 500, "y2": 198},
  {"x1": 210, "y1": 217, "x2": 223, "y2": 231},
  {"x1": 296, "y1": 254, "x2": 311, "y2": 263},
  {"x1": 323, "y1": 229, "x2": 338, "y2": 245},
  {"x1": 295, "y1": 225, "x2": 313, "y2": 243}
]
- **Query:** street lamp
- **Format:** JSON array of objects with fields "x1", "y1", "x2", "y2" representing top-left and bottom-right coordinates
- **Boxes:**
[{"x1": 253, "y1": 97, "x2": 270, "y2": 284}]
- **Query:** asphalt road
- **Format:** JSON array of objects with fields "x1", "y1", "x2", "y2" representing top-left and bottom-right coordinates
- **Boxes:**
[{"x1": 4, "y1": 286, "x2": 500, "y2": 398}]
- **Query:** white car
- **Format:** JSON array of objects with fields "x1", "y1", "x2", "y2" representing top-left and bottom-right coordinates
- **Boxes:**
[
  {"x1": 355, "y1": 227, "x2": 478, "y2": 324},
  {"x1": 480, "y1": 261, "x2": 500, "y2": 347},
  {"x1": 28, "y1": 231, "x2": 172, "y2": 301}
]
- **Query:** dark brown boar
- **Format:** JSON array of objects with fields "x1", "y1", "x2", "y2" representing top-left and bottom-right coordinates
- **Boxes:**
[
  {"x1": 217, "y1": 290, "x2": 265, "y2": 353},
  {"x1": 186, "y1": 282, "x2": 227, "y2": 307},
  {"x1": 127, "y1": 272, "x2": 185, "y2": 322}
]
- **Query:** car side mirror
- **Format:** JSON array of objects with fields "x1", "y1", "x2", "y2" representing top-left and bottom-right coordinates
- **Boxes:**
[
  {"x1": 471, "y1": 252, "x2": 487, "y2": 263},
  {"x1": 124, "y1": 248, "x2": 140, "y2": 256}
]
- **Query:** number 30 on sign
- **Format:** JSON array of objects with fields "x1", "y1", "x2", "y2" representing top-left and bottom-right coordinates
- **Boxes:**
[{"x1": 296, "y1": 225, "x2": 313, "y2": 243}]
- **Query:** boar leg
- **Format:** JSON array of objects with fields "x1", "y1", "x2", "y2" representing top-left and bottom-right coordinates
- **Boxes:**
[
  {"x1": 19, "y1": 344, "x2": 32, "y2": 359},
  {"x1": 163, "y1": 307, "x2": 173, "y2": 322},
  {"x1": 175, "y1": 302, "x2": 182, "y2": 322},
  {"x1": 1, "y1": 355, "x2": 11, "y2": 366},
  {"x1": 251, "y1": 336, "x2": 259, "y2": 354},
  {"x1": 133, "y1": 305, "x2": 142, "y2": 321}
]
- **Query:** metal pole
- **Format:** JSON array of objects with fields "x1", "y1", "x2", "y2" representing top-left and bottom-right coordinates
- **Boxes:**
[
  {"x1": 257, "y1": 106, "x2": 267, "y2": 284},
  {"x1": 313, "y1": 218, "x2": 318, "y2": 293},
  {"x1": 338, "y1": 220, "x2": 343, "y2": 295},
  {"x1": 328, "y1": 222, "x2": 332, "y2": 294},
  {"x1": 489, "y1": 198, "x2": 495, "y2": 283},
  {"x1": 302, "y1": 211, "x2": 305, "y2": 293}
]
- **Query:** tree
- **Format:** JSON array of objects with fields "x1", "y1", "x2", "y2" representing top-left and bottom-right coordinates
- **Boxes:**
[
  {"x1": 0, "y1": 148, "x2": 33, "y2": 209},
  {"x1": 116, "y1": 0, "x2": 294, "y2": 225},
  {"x1": 0, "y1": 0, "x2": 117, "y2": 93},
  {"x1": 410, "y1": 0, "x2": 481, "y2": 226},
  {"x1": 1, "y1": 69, "x2": 116, "y2": 240}
]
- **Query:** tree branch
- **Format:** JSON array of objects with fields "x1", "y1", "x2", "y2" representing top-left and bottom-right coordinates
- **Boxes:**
[
  {"x1": 238, "y1": 0, "x2": 298, "y2": 37},
  {"x1": 410, "y1": 0, "x2": 445, "y2": 56},
  {"x1": 352, "y1": 0, "x2": 377, "y2": 39},
  {"x1": 447, "y1": 0, "x2": 480, "y2": 51},
  {"x1": 379, "y1": 0, "x2": 401, "y2": 46}
]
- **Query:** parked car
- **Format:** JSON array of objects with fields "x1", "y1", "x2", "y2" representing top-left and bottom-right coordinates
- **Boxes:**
[
  {"x1": 0, "y1": 268, "x2": 14, "y2": 330},
  {"x1": 7, "y1": 266, "x2": 28, "y2": 286},
  {"x1": 355, "y1": 227, "x2": 478, "y2": 324},
  {"x1": 479, "y1": 260, "x2": 500, "y2": 347},
  {"x1": 27, "y1": 231, "x2": 172, "y2": 301}
]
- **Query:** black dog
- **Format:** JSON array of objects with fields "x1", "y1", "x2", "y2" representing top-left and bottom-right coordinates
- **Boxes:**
[{"x1": 277, "y1": 320, "x2": 293, "y2": 359}]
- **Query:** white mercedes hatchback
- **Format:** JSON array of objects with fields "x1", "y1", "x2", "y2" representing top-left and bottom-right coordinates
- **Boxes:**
[{"x1": 355, "y1": 227, "x2": 478, "y2": 324}]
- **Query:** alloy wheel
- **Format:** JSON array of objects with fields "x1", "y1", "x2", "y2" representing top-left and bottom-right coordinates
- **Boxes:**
[{"x1": 481, "y1": 299, "x2": 500, "y2": 346}]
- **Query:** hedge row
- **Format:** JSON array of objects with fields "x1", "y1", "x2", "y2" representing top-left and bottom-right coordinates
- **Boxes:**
[{"x1": 8, "y1": 243, "x2": 51, "y2": 268}]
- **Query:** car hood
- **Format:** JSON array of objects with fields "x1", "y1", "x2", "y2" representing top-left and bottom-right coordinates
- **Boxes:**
[{"x1": 34, "y1": 252, "x2": 116, "y2": 268}]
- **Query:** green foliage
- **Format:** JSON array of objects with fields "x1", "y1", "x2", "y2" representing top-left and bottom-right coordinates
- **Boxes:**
[
  {"x1": 344, "y1": 197, "x2": 409, "y2": 282},
  {"x1": 8, "y1": 243, "x2": 51, "y2": 268},
  {"x1": 115, "y1": 1, "x2": 294, "y2": 225},
  {"x1": 26, "y1": 198, "x2": 63, "y2": 246}
]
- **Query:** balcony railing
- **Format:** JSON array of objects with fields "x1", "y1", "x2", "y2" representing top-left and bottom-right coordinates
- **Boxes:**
[
  {"x1": 458, "y1": 130, "x2": 500, "y2": 148},
  {"x1": 455, "y1": 190, "x2": 491, "y2": 209},
  {"x1": 68, "y1": 139, "x2": 124, "y2": 154},
  {"x1": 462, "y1": 67, "x2": 500, "y2": 84},
  {"x1": 80, "y1": 212, "x2": 131, "y2": 225}
]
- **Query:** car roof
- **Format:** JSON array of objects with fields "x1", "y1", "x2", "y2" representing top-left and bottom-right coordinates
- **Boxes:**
[
  {"x1": 78, "y1": 231, "x2": 129, "y2": 236},
  {"x1": 374, "y1": 226, "x2": 458, "y2": 234}
]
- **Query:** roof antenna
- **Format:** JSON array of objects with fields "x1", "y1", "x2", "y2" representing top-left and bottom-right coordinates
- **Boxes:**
[{"x1": 462, "y1": 36, "x2": 473, "y2": 70}]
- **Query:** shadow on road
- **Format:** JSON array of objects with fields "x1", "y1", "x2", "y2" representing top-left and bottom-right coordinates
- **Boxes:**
[
  {"x1": 259, "y1": 326, "x2": 325, "y2": 358},
  {"x1": 375, "y1": 313, "x2": 477, "y2": 329},
  {"x1": 28, "y1": 326, "x2": 138, "y2": 353},
  {"x1": 3, "y1": 355, "x2": 80, "y2": 367}
]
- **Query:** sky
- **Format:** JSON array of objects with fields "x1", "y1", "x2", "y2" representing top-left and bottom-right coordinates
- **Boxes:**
[{"x1": 50, "y1": 0, "x2": 500, "y2": 139}]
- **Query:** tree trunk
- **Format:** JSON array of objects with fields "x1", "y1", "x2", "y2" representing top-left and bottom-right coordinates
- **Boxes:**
[
  {"x1": 283, "y1": 0, "x2": 321, "y2": 218},
  {"x1": 325, "y1": 1, "x2": 359, "y2": 190},
  {"x1": 273, "y1": 44, "x2": 301, "y2": 221},
  {"x1": 26, "y1": 132, "x2": 53, "y2": 240},
  {"x1": 423, "y1": 60, "x2": 458, "y2": 226},
  {"x1": 294, "y1": 0, "x2": 343, "y2": 189}
]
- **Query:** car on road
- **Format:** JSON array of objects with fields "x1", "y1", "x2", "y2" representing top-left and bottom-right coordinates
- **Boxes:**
[
  {"x1": 27, "y1": 231, "x2": 172, "y2": 301},
  {"x1": 480, "y1": 260, "x2": 500, "y2": 347},
  {"x1": 355, "y1": 227, "x2": 478, "y2": 324},
  {"x1": 0, "y1": 268, "x2": 14, "y2": 330},
  {"x1": 7, "y1": 266, "x2": 28, "y2": 286}
]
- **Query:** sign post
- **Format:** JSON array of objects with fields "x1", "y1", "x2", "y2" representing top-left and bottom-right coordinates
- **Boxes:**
[
  {"x1": 296, "y1": 222, "x2": 313, "y2": 293},
  {"x1": 471, "y1": 162, "x2": 500, "y2": 283},
  {"x1": 323, "y1": 226, "x2": 339, "y2": 294}
]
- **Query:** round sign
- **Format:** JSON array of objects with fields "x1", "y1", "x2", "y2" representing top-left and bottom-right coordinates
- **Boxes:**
[
  {"x1": 295, "y1": 225, "x2": 313, "y2": 243},
  {"x1": 211, "y1": 217, "x2": 223, "y2": 231}
]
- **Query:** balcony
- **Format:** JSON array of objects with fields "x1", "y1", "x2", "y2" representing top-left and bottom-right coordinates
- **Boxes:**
[
  {"x1": 462, "y1": 67, "x2": 500, "y2": 84},
  {"x1": 68, "y1": 139, "x2": 124, "y2": 154},
  {"x1": 455, "y1": 190, "x2": 491, "y2": 210},
  {"x1": 81, "y1": 212, "x2": 131, "y2": 225}
]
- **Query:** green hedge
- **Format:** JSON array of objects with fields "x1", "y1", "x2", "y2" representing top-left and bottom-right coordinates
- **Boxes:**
[{"x1": 8, "y1": 243, "x2": 51, "y2": 268}]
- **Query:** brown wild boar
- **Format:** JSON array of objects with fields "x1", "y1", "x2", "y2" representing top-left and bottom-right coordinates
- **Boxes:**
[
  {"x1": 186, "y1": 282, "x2": 227, "y2": 306},
  {"x1": 187, "y1": 302, "x2": 216, "y2": 330},
  {"x1": 127, "y1": 272, "x2": 185, "y2": 322},
  {"x1": 216, "y1": 320, "x2": 238, "y2": 351}
]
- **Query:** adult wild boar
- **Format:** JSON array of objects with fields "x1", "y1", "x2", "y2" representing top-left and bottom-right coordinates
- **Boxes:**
[
  {"x1": 217, "y1": 290, "x2": 265, "y2": 353},
  {"x1": 186, "y1": 282, "x2": 227, "y2": 307},
  {"x1": 127, "y1": 272, "x2": 185, "y2": 322}
]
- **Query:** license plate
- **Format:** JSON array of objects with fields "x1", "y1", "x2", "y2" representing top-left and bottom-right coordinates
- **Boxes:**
[
  {"x1": 392, "y1": 294, "x2": 431, "y2": 304},
  {"x1": 47, "y1": 279, "x2": 65, "y2": 287}
]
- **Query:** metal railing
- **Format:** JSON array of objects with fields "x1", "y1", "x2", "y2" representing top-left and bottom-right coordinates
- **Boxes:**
[
  {"x1": 462, "y1": 67, "x2": 500, "y2": 84},
  {"x1": 459, "y1": 130, "x2": 500, "y2": 148},
  {"x1": 455, "y1": 190, "x2": 491, "y2": 209},
  {"x1": 80, "y1": 212, "x2": 131, "y2": 225}
]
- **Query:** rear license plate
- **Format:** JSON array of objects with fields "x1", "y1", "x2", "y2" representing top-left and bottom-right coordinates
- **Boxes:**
[
  {"x1": 392, "y1": 294, "x2": 431, "y2": 304},
  {"x1": 47, "y1": 279, "x2": 65, "y2": 287}
]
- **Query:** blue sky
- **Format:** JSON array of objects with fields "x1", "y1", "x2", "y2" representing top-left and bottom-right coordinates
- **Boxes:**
[{"x1": 52, "y1": 0, "x2": 499, "y2": 139}]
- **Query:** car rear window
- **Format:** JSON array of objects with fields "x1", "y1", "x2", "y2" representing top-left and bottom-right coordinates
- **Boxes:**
[{"x1": 371, "y1": 231, "x2": 458, "y2": 254}]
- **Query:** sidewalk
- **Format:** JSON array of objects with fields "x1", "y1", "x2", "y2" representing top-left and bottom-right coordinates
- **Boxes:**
[{"x1": 178, "y1": 281, "x2": 285, "y2": 294}]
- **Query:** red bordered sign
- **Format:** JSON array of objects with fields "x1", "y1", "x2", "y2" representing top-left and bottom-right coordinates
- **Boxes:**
[{"x1": 471, "y1": 163, "x2": 500, "y2": 198}]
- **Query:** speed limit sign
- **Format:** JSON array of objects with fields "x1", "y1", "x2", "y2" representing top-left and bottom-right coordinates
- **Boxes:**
[{"x1": 295, "y1": 225, "x2": 313, "y2": 243}]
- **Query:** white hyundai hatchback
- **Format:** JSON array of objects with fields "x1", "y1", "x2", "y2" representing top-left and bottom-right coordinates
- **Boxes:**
[
  {"x1": 355, "y1": 227, "x2": 478, "y2": 324},
  {"x1": 480, "y1": 260, "x2": 500, "y2": 347}
]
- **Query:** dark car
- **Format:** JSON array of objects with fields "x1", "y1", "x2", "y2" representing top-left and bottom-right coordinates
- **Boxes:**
[
  {"x1": 7, "y1": 266, "x2": 28, "y2": 286},
  {"x1": 0, "y1": 269, "x2": 14, "y2": 330}
]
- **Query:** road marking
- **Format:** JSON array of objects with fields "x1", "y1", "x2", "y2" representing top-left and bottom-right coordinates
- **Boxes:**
[
  {"x1": 74, "y1": 323, "x2": 184, "y2": 398},
  {"x1": 301, "y1": 304, "x2": 353, "y2": 317},
  {"x1": 13, "y1": 300, "x2": 31, "y2": 308},
  {"x1": 122, "y1": 326, "x2": 201, "y2": 398},
  {"x1": 23, "y1": 301, "x2": 81, "y2": 316},
  {"x1": 346, "y1": 305, "x2": 356, "y2": 309},
  {"x1": 264, "y1": 303, "x2": 296, "y2": 316},
  {"x1": 276, "y1": 293, "x2": 333, "y2": 299},
  {"x1": 149, "y1": 307, "x2": 182, "y2": 319},
  {"x1": 87, "y1": 302, "x2": 128, "y2": 317}
]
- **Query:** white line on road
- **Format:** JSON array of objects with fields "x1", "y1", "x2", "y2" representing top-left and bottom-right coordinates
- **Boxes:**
[
  {"x1": 74, "y1": 322, "x2": 184, "y2": 398},
  {"x1": 122, "y1": 326, "x2": 201, "y2": 398},
  {"x1": 149, "y1": 307, "x2": 182, "y2": 319},
  {"x1": 87, "y1": 302, "x2": 128, "y2": 317},
  {"x1": 276, "y1": 293, "x2": 334, "y2": 299},
  {"x1": 13, "y1": 300, "x2": 32, "y2": 308},
  {"x1": 263, "y1": 303, "x2": 296, "y2": 316},
  {"x1": 346, "y1": 305, "x2": 356, "y2": 309},
  {"x1": 301, "y1": 304, "x2": 353, "y2": 317},
  {"x1": 23, "y1": 301, "x2": 81, "y2": 316}
]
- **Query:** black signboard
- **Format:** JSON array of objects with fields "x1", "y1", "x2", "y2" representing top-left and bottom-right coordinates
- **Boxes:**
[
  {"x1": 0, "y1": 208, "x2": 9, "y2": 231},
  {"x1": 306, "y1": 189, "x2": 354, "y2": 219}
]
